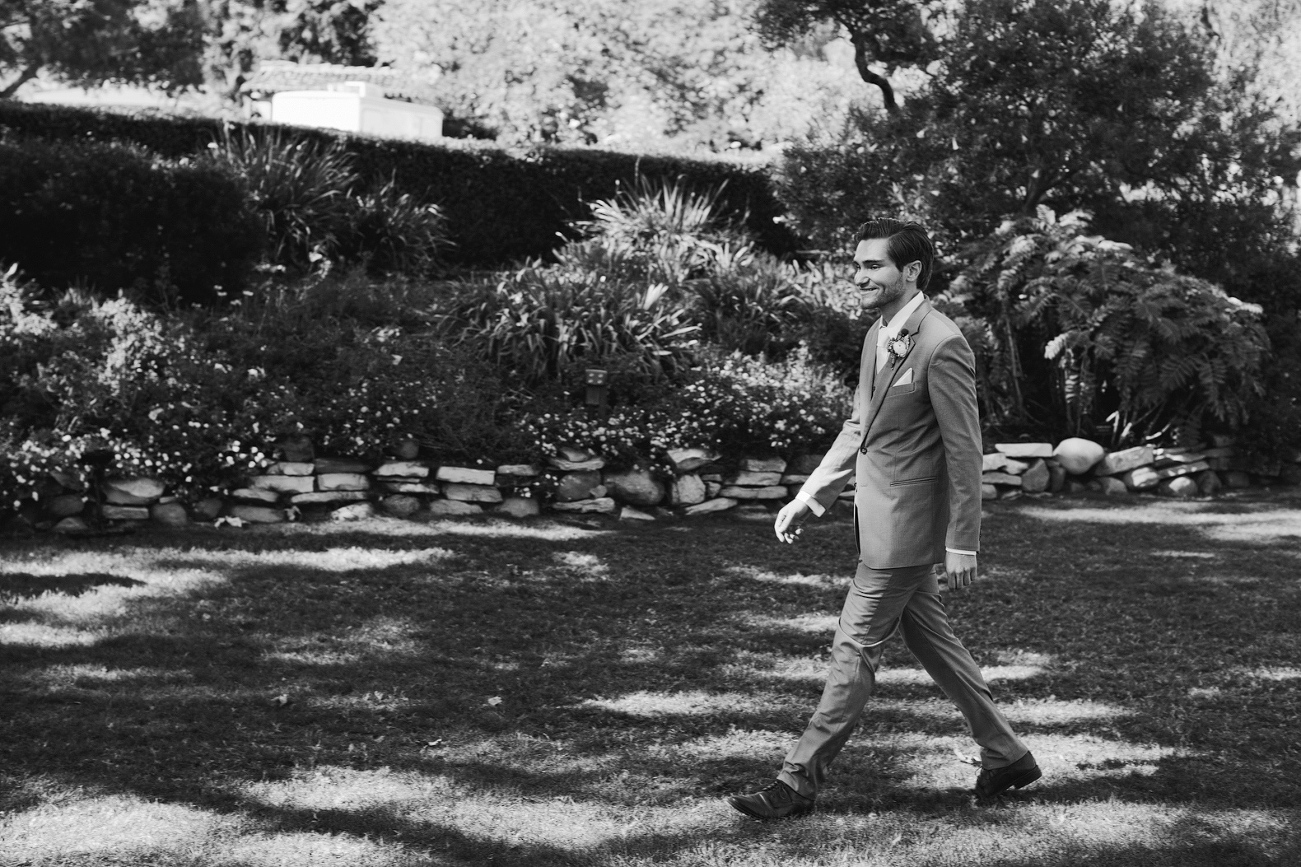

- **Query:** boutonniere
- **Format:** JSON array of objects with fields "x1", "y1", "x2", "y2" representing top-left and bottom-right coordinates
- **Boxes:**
[{"x1": 887, "y1": 331, "x2": 914, "y2": 367}]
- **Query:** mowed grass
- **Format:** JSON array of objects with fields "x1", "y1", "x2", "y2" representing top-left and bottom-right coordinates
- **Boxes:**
[{"x1": 2, "y1": 491, "x2": 1300, "y2": 867}]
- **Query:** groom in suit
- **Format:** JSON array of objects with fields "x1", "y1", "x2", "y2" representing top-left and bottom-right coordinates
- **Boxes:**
[{"x1": 729, "y1": 218, "x2": 1040, "y2": 820}]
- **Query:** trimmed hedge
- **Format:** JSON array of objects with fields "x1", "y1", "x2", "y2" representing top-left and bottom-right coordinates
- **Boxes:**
[
  {"x1": 0, "y1": 137, "x2": 263, "y2": 303},
  {"x1": 0, "y1": 101, "x2": 801, "y2": 267}
]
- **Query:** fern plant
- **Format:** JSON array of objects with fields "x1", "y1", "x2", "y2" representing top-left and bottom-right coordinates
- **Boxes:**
[{"x1": 951, "y1": 208, "x2": 1270, "y2": 443}]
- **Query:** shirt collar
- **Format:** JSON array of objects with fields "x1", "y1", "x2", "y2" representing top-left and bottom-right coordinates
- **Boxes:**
[{"x1": 881, "y1": 290, "x2": 926, "y2": 339}]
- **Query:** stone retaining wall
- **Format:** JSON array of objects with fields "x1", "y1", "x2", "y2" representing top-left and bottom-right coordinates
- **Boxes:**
[{"x1": 23, "y1": 435, "x2": 1301, "y2": 535}]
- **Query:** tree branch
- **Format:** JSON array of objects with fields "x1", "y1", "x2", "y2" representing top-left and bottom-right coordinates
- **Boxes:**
[
  {"x1": 850, "y1": 31, "x2": 897, "y2": 114},
  {"x1": 0, "y1": 64, "x2": 40, "y2": 99}
]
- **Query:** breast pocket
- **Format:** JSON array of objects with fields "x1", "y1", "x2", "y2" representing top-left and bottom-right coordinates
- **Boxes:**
[{"x1": 885, "y1": 381, "x2": 917, "y2": 398}]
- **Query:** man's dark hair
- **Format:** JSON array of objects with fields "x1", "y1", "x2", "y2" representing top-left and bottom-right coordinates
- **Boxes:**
[{"x1": 856, "y1": 218, "x2": 935, "y2": 290}]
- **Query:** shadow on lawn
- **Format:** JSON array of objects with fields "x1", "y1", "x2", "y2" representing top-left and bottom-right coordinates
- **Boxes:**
[
  {"x1": 2, "y1": 498, "x2": 1300, "y2": 864},
  {"x1": 0, "y1": 571, "x2": 144, "y2": 602}
]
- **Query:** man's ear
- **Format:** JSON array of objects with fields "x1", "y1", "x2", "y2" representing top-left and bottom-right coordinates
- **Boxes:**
[{"x1": 905, "y1": 261, "x2": 922, "y2": 282}]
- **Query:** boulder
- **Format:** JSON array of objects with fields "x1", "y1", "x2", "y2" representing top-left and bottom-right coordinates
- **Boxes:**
[
  {"x1": 291, "y1": 491, "x2": 370, "y2": 506},
  {"x1": 380, "y1": 495, "x2": 423, "y2": 518},
  {"x1": 392, "y1": 438, "x2": 421, "y2": 460},
  {"x1": 375, "y1": 461, "x2": 430, "y2": 479},
  {"x1": 1195, "y1": 470, "x2": 1223, "y2": 497},
  {"x1": 274, "y1": 434, "x2": 315, "y2": 463},
  {"x1": 250, "y1": 475, "x2": 314, "y2": 495},
  {"x1": 1096, "y1": 446, "x2": 1154, "y2": 476},
  {"x1": 266, "y1": 461, "x2": 315, "y2": 477},
  {"x1": 103, "y1": 477, "x2": 166, "y2": 505},
  {"x1": 48, "y1": 493, "x2": 86, "y2": 518},
  {"x1": 603, "y1": 468, "x2": 667, "y2": 506},
  {"x1": 704, "y1": 481, "x2": 723, "y2": 499},
  {"x1": 994, "y1": 442, "x2": 1053, "y2": 459},
  {"x1": 1158, "y1": 476, "x2": 1199, "y2": 498},
  {"x1": 193, "y1": 497, "x2": 224, "y2": 521},
  {"x1": 331, "y1": 502, "x2": 378, "y2": 521},
  {"x1": 981, "y1": 484, "x2": 999, "y2": 500},
  {"x1": 557, "y1": 445, "x2": 594, "y2": 462},
  {"x1": 1020, "y1": 459, "x2": 1051, "y2": 494},
  {"x1": 982, "y1": 453, "x2": 1011, "y2": 472},
  {"x1": 1046, "y1": 461, "x2": 1067, "y2": 493},
  {"x1": 49, "y1": 469, "x2": 85, "y2": 492},
  {"x1": 982, "y1": 472, "x2": 1022, "y2": 487},
  {"x1": 1052, "y1": 438, "x2": 1106, "y2": 474},
  {"x1": 231, "y1": 487, "x2": 280, "y2": 504},
  {"x1": 547, "y1": 456, "x2": 606, "y2": 472},
  {"x1": 551, "y1": 497, "x2": 617, "y2": 514},
  {"x1": 718, "y1": 485, "x2": 788, "y2": 500},
  {"x1": 427, "y1": 499, "x2": 483, "y2": 516},
  {"x1": 1098, "y1": 477, "x2": 1129, "y2": 495},
  {"x1": 435, "y1": 466, "x2": 496, "y2": 486},
  {"x1": 725, "y1": 470, "x2": 783, "y2": 486},
  {"x1": 619, "y1": 506, "x2": 656, "y2": 522},
  {"x1": 150, "y1": 502, "x2": 189, "y2": 527},
  {"x1": 1223, "y1": 471, "x2": 1253, "y2": 489},
  {"x1": 667, "y1": 447, "x2": 719, "y2": 473},
  {"x1": 313, "y1": 457, "x2": 372, "y2": 474},
  {"x1": 101, "y1": 505, "x2": 149, "y2": 521},
  {"x1": 780, "y1": 473, "x2": 811, "y2": 485},
  {"x1": 228, "y1": 504, "x2": 285, "y2": 524},
  {"x1": 53, "y1": 516, "x2": 90, "y2": 534},
  {"x1": 556, "y1": 470, "x2": 602, "y2": 502},
  {"x1": 495, "y1": 496, "x2": 541, "y2": 518},
  {"x1": 496, "y1": 463, "x2": 541, "y2": 477},
  {"x1": 670, "y1": 474, "x2": 707, "y2": 507},
  {"x1": 379, "y1": 481, "x2": 441, "y2": 495},
  {"x1": 788, "y1": 453, "x2": 825, "y2": 475},
  {"x1": 740, "y1": 456, "x2": 787, "y2": 473},
  {"x1": 684, "y1": 497, "x2": 737, "y2": 516},
  {"x1": 317, "y1": 472, "x2": 370, "y2": 492},
  {"x1": 443, "y1": 483, "x2": 503, "y2": 504}
]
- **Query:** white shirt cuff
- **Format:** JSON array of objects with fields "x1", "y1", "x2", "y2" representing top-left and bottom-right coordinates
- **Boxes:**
[
  {"x1": 945, "y1": 547, "x2": 977, "y2": 556},
  {"x1": 795, "y1": 490, "x2": 825, "y2": 517}
]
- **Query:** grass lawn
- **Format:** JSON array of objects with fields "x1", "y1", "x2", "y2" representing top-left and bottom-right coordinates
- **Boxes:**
[{"x1": 2, "y1": 490, "x2": 1300, "y2": 866}]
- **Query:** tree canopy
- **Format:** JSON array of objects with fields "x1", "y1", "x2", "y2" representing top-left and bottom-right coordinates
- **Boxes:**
[{"x1": 0, "y1": 0, "x2": 206, "y2": 98}]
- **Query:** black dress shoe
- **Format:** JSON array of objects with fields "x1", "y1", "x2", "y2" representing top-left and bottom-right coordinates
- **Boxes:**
[
  {"x1": 728, "y1": 780, "x2": 815, "y2": 820},
  {"x1": 975, "y1": 752, "x2": 1042, "y2": 799}
]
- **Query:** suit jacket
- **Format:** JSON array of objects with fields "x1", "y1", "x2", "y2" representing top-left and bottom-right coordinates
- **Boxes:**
[{"x1": 799, "y1": 297, "x2": 982, "y2": 568}]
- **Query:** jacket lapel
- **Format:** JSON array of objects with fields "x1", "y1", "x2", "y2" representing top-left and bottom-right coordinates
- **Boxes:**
[{"x1": 861, "y1": 297, "x2": 933, "y2": 438}]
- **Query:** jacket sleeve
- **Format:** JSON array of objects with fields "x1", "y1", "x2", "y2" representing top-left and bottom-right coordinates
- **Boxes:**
[
  {"x1": 928, "y1": 333, "x2": 982, "y2": 552},
  {"x1": 798, "y1": 335, "x2": 870, "y2": 515}
]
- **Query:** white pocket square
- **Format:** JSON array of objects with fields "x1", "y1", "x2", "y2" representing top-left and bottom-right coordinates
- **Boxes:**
[{"x1": 893, "y1": 368, "x2": 914, "y2": 386}]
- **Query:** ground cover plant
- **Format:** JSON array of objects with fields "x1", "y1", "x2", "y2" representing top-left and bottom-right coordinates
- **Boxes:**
[{"x1": 2, "y1": 492, "x2": 1299, "y2": 866}]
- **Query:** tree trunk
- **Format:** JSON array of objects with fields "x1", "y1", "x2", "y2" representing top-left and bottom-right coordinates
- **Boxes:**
[
  {"x1": 850, "y1": 32, "x2": 898, "y2": 114},
  {"x1": 0, "y1": 65, "x2": 41, "y2": 99}
]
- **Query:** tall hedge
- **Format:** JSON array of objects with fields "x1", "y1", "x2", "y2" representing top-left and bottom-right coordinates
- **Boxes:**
[
  {"x1": 0, "y1": 138, "x2": 263, "y2": 303},
  {"x1": 0, "y1": 101, "x2": 800, "y2": 267}
]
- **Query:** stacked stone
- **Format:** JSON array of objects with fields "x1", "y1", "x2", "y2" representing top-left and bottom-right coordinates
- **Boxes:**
[
  {"x1": 980, "y1": 436, "x2": 1301, "y2": 499},
  {"x1": 47, "y1": 476, "x2": 189, "y2": 535},
  {"x1": 19, "y1": 432, "x2": 1301, "y2": 535}
]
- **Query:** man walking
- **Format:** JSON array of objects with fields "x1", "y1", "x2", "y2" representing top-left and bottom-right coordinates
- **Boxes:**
[{"x1": 728, "y1": 218, "x2": 1040, "y2": 820}]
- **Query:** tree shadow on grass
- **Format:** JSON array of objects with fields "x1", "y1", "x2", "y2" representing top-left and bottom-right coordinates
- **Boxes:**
[
  {"x1": 0, "y1": 571, "x2": 144, "y2": 602},
  {"x1": 2, "y1": 502, "x2": 1300, "y2": 864}
]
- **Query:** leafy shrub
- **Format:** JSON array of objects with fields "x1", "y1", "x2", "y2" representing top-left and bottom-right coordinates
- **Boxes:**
[
  {"x1": 210, "y1": 129, "x2": 449, "y2": 276},
  {"x1": 434, "y1": 265, "x2": 700, "y2": 388},
  {"x1": 950, "y1": 209, "x2": 1271, "y2": 444},
  {"x1": 0, "y1": 138, "x2": 262, "y2": 304}
]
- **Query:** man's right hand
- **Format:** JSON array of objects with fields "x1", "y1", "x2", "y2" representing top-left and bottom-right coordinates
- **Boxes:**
[{"x1": 774, "y1": 499, "x2": 811, "y2": 544}]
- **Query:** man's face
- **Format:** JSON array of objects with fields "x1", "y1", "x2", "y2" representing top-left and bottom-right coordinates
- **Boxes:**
[{"x1": 852, "y1": 238, "x2": 911, "y2": 312}]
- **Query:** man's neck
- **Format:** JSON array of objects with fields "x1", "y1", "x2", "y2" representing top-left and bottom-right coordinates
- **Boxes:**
[{"x1": 879, "y1": 287, "x2": 923, "y2": 327}]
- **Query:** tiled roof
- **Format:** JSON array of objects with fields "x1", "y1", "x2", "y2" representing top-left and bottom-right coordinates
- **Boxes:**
[{"x1": 240, "y1": 61, "x2": 439, "y2": 105}]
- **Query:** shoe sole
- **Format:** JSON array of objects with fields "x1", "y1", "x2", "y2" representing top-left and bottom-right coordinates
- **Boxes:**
[
  {"x1": 727, "y1": 796, "x2": 815, "y2": 821},
  {"x1": 978, "y1": 765, "x2": 1043, "y2": 799}
]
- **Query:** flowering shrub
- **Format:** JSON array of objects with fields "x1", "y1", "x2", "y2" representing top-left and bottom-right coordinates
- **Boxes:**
[{"x1": 523, "y1": 345, "x2": 852, "y2": 476}]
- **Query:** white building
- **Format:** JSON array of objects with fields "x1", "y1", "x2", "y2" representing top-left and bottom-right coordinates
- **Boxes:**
[{"x1": 242, "y1": 62, "x2": 443, "y2": 142}]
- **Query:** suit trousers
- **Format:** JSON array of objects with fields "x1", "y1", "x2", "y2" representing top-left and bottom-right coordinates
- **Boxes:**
[{"x1": 777, "y1": 560, "x2": 1028, "y2": 798}]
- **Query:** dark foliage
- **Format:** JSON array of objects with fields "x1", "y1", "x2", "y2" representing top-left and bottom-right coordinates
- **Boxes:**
[{"x1": 0, "y1": 138, "x2": 263, "y2": 304}]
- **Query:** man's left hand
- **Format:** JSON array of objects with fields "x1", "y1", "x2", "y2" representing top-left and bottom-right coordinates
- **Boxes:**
[{"x1": 942, "y1": 552, "x2": 977, "y2": 591}]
